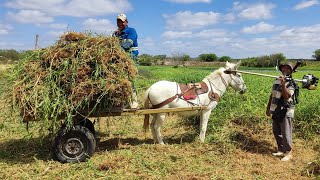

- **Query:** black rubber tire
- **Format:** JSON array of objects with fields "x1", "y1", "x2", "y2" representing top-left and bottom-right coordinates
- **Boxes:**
[
  {"x1": 76, "y1": 118, "x2": 95, "y2": 135},
  {"x1": 52, "y1": 125, "x2": 96, "y2": 163}
]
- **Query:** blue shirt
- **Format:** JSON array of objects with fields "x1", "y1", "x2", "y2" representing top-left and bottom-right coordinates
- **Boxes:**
[{"x1": 113, "y1": 26, "x2": 139, "y2": 58}]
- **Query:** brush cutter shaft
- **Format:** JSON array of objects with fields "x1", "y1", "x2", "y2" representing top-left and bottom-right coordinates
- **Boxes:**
[{"x1": 229, "y1": 70, "x2": 305, "y2": 82}]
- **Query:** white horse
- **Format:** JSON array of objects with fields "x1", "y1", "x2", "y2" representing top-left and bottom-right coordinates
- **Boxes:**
[{"x1": 143, "y1": 61, "x2": 246, "y2": 144}]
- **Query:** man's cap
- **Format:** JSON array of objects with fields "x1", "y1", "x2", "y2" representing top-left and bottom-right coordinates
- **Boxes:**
[
  {"x1": 117, "y1": 13, "x2": 127, "y2": 22},
  {"x1": 279, "y1": 63, "x2": 293, "y2": 71}
]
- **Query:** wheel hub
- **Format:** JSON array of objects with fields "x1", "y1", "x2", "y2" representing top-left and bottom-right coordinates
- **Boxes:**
[{"x1": 64, "y1": 138, "x2": 84, "y2": 155}]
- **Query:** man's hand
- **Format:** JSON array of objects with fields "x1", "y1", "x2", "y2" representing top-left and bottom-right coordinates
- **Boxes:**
[{"x1": 278, "y1": 76, "x2": 285, "y2": 85}]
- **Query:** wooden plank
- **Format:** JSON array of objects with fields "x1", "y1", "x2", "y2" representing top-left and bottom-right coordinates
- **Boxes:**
[
  {"x1": 23, "y1": 106, "x2": 208, "y2": 122},
  {"x1": 120, "y1": 106, "x2": 208, "y2": 115}
]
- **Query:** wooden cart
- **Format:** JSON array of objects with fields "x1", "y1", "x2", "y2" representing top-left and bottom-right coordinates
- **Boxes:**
[{"x1": 51, "y1": 106, "x2": 207, "y2": 163}]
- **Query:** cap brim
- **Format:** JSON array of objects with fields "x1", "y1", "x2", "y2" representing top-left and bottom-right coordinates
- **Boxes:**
[{"x1": 117, "y1": 18, "x2": 126, "y2": 22}]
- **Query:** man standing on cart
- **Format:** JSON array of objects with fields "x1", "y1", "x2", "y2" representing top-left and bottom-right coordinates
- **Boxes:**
[{"x1": 113, "y1": 13, "x2": 139, "y2": 108}]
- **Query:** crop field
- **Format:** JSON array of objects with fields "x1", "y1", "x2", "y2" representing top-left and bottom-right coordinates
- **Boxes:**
[{"x1": 0, "y1": 63, "x2": 319, "y2": 179}]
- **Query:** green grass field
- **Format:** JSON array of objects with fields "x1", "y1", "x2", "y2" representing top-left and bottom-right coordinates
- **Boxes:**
[{"x1": 0, "y1": 64, "x2": 319, "y2": 179}]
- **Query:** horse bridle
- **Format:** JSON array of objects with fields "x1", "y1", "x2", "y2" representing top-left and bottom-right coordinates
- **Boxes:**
[
  {"x1": 230, "y1": 72, "x2": 245, "y2": 86},
  {"x1": 206, "y1": 71, "x2": 244, "y2": 93}
]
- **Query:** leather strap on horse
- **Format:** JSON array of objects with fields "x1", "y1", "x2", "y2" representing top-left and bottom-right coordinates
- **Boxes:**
[
  {"x1": 151, "y1": 82, "x2": 220, "y2": 109},
  {"x1": 151, "y1": 94, "x2": 178, "y2": 109},
  {"x1": 151, "y1": 83, "x2": 196, "y2": 109}
]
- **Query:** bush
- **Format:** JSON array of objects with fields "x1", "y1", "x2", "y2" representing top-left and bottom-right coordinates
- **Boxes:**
[
  {"x1": 312, "y1": 49, "x2": 320, "y2": 61},
  {"x1": 198, "y1": 53, "x2": 218, "y2": 62},
  {"x1": 138, "y1": 54, "x2": 153, "y2": 66},
  {"x1": 219, "y1": 56, "x2": 232, "y2": 62},
  {"x1": 0, "y1": 49, "x2": 22, "y2": 62},
  {"x1": 241, "y1": 57, "x2": 258, "y2": 67},
  {"x1": 242, "y1": 53, "x2": 287, "y2": 67},
  {"x1": 181, "y1": 54, "x2": 191, "y2": 61}
]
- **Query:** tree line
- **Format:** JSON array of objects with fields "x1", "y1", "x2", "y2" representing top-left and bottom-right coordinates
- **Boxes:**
[
  {"x1": 138, "y1": 50, "x2": 320, "y2": 66},
  {"x1": 1, "y1": 49, "x2": 320, "y2": 67}
]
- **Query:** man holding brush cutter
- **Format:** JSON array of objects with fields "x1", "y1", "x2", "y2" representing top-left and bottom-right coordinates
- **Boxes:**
[
  {"x1": 266, "y1": 62, "x2": 301, "y2": 161},
  {"x1": 225, "y1": 61, "x2": 318, "y2": 161}
]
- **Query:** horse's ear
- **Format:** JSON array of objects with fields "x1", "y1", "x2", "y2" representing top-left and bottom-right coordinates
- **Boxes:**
[
  {"x1": 235, "y1": 61, "x2": 241, "y2": 70},
  {"x1": 225, "y1": 61, "x2": 231, "y2": 67}
]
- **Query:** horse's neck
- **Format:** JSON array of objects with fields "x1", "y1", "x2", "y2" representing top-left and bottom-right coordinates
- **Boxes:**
[{"x1": 204, "y1": 72, "x2": 230, "y2": 97}]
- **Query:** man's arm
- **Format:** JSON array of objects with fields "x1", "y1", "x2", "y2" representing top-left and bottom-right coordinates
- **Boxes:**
[
  {"x1": 127, "y1": 28, "x2": 137, "y2": 42},
  {"x1": 266, "y1": 94, "x2": 272, "y2": 116},
  {"x1": 279, "y1": 77, "x2": 292, "y2": 100}
]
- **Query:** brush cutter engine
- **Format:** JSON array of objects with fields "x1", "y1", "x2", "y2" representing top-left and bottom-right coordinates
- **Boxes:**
[{"x1": 302, "y1": 74, "x2": 318, "y2": 90}]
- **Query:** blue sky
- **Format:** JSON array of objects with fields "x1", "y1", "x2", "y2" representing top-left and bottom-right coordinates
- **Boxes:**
[{"x1": 0, "y1": 0, "x2": 320, "y2": 58}]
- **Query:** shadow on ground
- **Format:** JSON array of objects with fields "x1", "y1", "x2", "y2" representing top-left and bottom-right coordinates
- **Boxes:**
[
  {"x1": 230, "y1": 130, "x2": 274, "y2": 154},
  {"x1": 0, "y1": 130, "x2": 198, "y2": 164},
  {"x1": 96, "y1": 132, "x2": 197, "y2": 152},
  {"x1": 0, "y1": 136, "x2": 52, "y2": 164}
]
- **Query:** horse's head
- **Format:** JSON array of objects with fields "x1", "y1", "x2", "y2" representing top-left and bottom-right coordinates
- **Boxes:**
[{"x1": 225, "y1": 61, "x2": 247, "y2": 94}]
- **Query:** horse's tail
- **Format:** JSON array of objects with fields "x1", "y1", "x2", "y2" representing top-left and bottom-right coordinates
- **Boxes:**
[{"x1": 143, "y1": 87, "x2": 151, "y2": 133}]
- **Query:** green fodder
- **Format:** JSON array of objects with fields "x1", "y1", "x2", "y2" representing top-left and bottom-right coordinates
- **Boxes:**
[{"x1": 10, "y1": 32, "x2": 137, "y2": 130}]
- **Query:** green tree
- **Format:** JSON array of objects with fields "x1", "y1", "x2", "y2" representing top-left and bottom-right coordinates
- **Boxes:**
[
  {"x1": 0, "y1": 49, "x2": 22, "y2": 62},
  {"x1": 153, "y1": 54, "x2": 167, "y2": 65},
  {"x1": 270, "y1": 53, "x2": 286, "y2": 66},
  {"x1": 219, "y1": 56, "x2": 232, "y2": 62},
  {"x1": 242, "y1": 53, "x2": 287, "y2": 67},
  {"x1": 312, "y1": 49, "x2": 320, "y2": 61},
  {"x1": 181, "y1": 54, "x2": 191, "y2": 61},
  {"x1": 198, "y1": 53, "x2": 218, "y2": 62},
  {"x1": 153, "y1": 55, "x2": 166, "y2": 61},
  {"x1": 138, "y1": 54, "x2": 153, "y2": 66}
]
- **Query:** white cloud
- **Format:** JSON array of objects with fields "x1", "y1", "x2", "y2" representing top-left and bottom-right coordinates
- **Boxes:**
[
  {"x1": 164, "y1": 0, "x2": 211, "y2": 3},
  {"x1": 162, "y1": 29, "x2": 233, "y2": 40},
  {"x1": 45, "y1": 30, "x2": 65, "y2": 39},
  {"x1": 0, "y1": 24, "x2": 13, "y2": 35},
  {"x1": 278, "y1": 24, "x2": 320, "y2": 44},
  {"x1": 82, "y1": 18, "x2": 116, "y2": 34},
  {"x1": 162, "y1": 31, "x2": 193, "y2": 39},
  {"x1": 294, "y1": 0, "x2": 319, "y2": 10},
  {"x1": 164, "y1": 11, "x2": 221, "y2": 30},
  {"x1": 49, "y1": 23, "x2": 68, "y2": 29},
  {"x1": 241, "y1": 22, "x2": 279, "y2": 34},
  {"x1": 226, "y1": 24, "x2": 320, "y2": 58},
  {"x1": 139, "y1": 37, "x2": 157, "y2": 55},
  {"x1": 0, "y1": 42, "x2": 26, "y2": 49},
  {"x1": 156, "y1": 24, "x2": 320, "y2": 58},
  {"x1": 224, "y1": 13, "x2": 236, "y2": 23},
  {"x1": 195, "y1": 29, "x2": 231, "y2": 38},
  {"x1": 237, "y1": 3, "x2": 275, "y2": 20},
  {"x1": 6, "y1": 0, "x2": 132, "y2": 17},
  {"x1": 8, "y1": 10, "x2": 53, "y2": 24}
]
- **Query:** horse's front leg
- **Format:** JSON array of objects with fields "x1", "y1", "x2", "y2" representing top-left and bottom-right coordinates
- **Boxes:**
[{"x1": 199, "y1": 111, "x2": 211, "y2": 143}]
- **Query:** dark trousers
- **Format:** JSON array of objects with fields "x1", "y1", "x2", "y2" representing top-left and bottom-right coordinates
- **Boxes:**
[{"x1": 272, "y1": 116, "x2": 293, "y2": 152}]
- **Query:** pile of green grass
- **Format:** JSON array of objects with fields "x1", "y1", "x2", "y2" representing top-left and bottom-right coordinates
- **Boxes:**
[{"x1": 10, "y1": 32, "x2": 137, "y2": 129}]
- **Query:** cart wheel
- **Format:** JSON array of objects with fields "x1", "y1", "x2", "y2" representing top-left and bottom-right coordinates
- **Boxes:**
[
  {"x1": 76, "y1": 118, "x2": 95, "y2": 135},
  {"x1": 52, "y1": 125, "x2": 96, "y2": 163}
]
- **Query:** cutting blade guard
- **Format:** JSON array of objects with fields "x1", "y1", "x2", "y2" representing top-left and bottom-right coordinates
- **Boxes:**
[{"x1": 302, "y1": 74, "x2": 318, "y2": 90}]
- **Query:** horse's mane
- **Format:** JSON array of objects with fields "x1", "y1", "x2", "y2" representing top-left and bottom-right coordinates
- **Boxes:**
[{"x1": 203, "y1": 67, "x2": 226, "y2": 81}]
